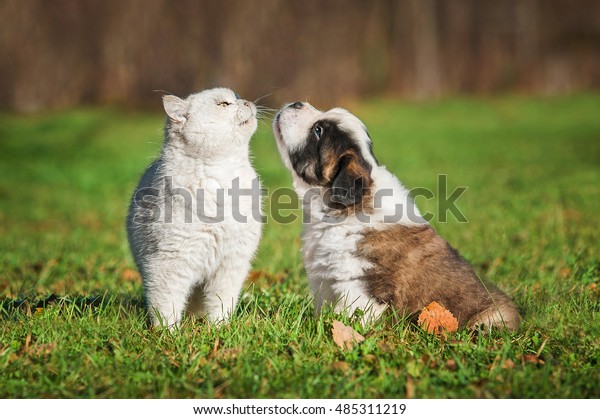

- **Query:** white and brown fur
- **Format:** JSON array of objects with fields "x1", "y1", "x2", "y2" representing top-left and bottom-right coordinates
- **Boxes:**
[{"x1": 273, "y1": 102, "x2": 519, "y2": 330}]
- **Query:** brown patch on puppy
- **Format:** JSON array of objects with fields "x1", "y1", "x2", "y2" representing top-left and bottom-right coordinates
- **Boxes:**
[{"x1": 356, "y1": 224, "x2": 519, "y2": 330}]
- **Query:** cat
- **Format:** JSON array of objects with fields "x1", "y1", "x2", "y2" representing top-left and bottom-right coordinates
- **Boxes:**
[{"x1": 127, "y1": 88, "x2": 262, "y2": 328}]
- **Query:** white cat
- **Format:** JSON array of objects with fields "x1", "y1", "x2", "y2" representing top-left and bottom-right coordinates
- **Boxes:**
[{"x1": 127, "y1": 88, "x2": 262, "y2": 328}]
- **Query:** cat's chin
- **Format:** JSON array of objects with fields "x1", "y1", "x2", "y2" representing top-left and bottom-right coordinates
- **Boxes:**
[
  {"x1": 238, "y1": 118, "x2": 258, "y2": 138},
  {"x1": 239, "y1": 113, "x2": 257, "y2": 125}
]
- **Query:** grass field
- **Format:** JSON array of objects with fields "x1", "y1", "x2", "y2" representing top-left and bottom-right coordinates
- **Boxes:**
[{"x1": 0, "y1": 95, "x2": 599, "y2": 398}]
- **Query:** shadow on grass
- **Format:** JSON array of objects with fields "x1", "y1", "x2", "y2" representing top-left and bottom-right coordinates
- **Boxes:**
[{"x1": 0, "y1": 293, "x2": 145, "y2": 320}]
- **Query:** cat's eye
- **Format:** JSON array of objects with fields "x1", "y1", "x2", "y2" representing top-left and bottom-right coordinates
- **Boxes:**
[
  {"x1": 314, "y1": 125, "x2": 323, "y2": 139},
  {"x1": 218, "y1": 101, "x2": 232, "y2": 107}
]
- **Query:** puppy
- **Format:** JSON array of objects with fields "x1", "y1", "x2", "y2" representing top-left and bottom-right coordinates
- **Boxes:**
[{"x1": 273, "y1": 102, "x2": 519, "y2": 330}]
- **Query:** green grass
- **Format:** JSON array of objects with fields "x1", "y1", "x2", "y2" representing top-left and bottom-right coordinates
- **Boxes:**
[{"x1": 1, "y1": 95, "x2": 599, "y2": 398}]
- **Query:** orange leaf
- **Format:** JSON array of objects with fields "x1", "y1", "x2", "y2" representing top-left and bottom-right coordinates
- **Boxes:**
[
  {"x1": 445, "y1": 359, "x2": 458, "y2": 371},
  {"x1": 121, "y1": 268, "x2": 140, "y2": 282},
  {"x1": 417, "y1": 301, "x2": 458, "y2": 335},
  {"x1": 523, "y1": 354, "x2": 544, "y2": 365},
  {"x1": 502, "y1": 359, "x2": 516, "y2": 369},
  {"x1": 247, "y1": 270, "x2": 266, "y2": 282}
]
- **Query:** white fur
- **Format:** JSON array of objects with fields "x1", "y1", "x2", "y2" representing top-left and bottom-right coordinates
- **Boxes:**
[
  {"x1": 274, "y1": 103, "x2": 426, "y2": 322},
  {"x1": 127, "y1": 88, "x2": 262, "y2": 327}
]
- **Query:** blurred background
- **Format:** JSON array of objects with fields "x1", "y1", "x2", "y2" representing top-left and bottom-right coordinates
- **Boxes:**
[{"x1": 1, "y1": 0, "x2": 599, "y2": 112}]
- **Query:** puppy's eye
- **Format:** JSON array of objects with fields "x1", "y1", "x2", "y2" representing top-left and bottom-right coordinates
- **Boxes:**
[
  {"x1": 218, "y1": 101, "x2": 232, "y2": 107},
  {"x1": 314, "y1": 125, "x2": 323, "y2": 139}
]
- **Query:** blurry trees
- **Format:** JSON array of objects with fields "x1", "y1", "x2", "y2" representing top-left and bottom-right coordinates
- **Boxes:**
[{"x1": 0, "y1": 0, "x2": 598, "y2": 112}]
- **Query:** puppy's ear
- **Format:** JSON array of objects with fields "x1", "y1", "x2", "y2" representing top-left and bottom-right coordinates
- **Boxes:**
[
  {"x1": 327, "y1": 153, "x2": 372, "y2": 208},
  {"x1": 163, "y1": 95, "x2": 188, "y2": 124}
]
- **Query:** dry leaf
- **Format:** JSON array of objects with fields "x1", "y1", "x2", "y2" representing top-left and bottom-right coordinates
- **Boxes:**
[
  {"x1": 331, "y1": 320, "x2": 364, "y2": 350},
  {"x1": 331, "y1": 361, "x2": 350, "y2": 372},
  {"x1": 121, "y1": 268, "x2": 140, "y2": 282},
  {"x1": 29, "y1": 342, "x2": 56, "y2": 357},
  {"x1": 523, "y1": 354, "x2": 544, "y2": 365},
  {"x1": 523, "y1": 354, "x2": 537, "y2": 364},
  {"x1": 215, "y1": 347, "x2": 241, "y2": 362},
  {"x1": 247, "y1": 270, "x2": 290, "y2": 284},
  {"x1": 247, "y1": 270, "x2": 266, "y2": 282},
  {"x1": 417, "y1": 301, "x2": 459, "y2": 334},
  {"x1": 445, "y1": 359, "x2": 458, "y2": 371},
  {"x1": 502, "y1": 359, "x2": 516, "y2": 369}
]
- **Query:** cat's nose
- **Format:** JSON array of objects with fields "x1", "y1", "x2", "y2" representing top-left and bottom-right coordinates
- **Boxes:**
[{"x1": 290, "y1": 101, "x2": 304, "y2": 110}]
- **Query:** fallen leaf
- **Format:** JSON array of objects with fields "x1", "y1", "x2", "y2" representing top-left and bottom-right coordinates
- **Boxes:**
[
  {"x1": 417, "y1": 301, "x2": 459, "y2": 334},
  {"x1": 331, "y1": 361, "x2": 350, "y2": 372},
  {"x1": 215, "y1": 347, "x2": 241, "y2": 362},
  {"x1": 502, "y1": 359, "x2": 516, "y2": 369},
  {"x1": 247, "y1": 270, "x2": 266, "y2": 282},
  {"x1": 523, "y1": 355, "x2": 540, "y2": 365},
  {"x1": 121, "y1": 268, "x2": 140, "y2": 282},
  {"x1": 445, "y1": 359, "x2": 458, "y2": 371},
  {"x1": 331, "y1": 320, "x2": 364, "y2": 350},
  {"x1": 247, "y1": 270, "x2": 290, "y2": 284},
  {"x1": 29, "y1": 342, "x2": 56, "y2": 357}
]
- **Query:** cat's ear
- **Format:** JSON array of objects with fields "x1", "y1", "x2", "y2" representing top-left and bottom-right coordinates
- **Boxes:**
[{"x1": 163, "y1": 95, "x2": 188, "y2": 124}]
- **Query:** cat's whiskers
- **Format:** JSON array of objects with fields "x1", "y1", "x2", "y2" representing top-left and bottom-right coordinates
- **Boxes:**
[
  {"x1": 255, "y1": 105, "x2": 276, "y2": 121},
  {"x1": 253, "y1": 88, "x2": 282, "y2": 106}
]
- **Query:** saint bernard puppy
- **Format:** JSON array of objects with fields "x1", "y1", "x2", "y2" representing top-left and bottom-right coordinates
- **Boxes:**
[{"x1": 273, "y1": 101, "x2": 520, "y2": 331}]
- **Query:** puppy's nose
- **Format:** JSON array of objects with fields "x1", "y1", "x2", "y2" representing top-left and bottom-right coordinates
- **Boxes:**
[{"x1": 290, "y1": 101, "x2": 304, "y2": 109}]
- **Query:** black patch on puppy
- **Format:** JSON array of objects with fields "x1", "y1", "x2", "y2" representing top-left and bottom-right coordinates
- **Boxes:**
[
  {"x1": 289, "y1": 118, "x2": 373, "y2": 211},
  {"x1": 329, "y1": 155, "x2": 363, "y2": 206},
  {"x1": 327, "y1": 154, "x2": 369, "y2": 208}
]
